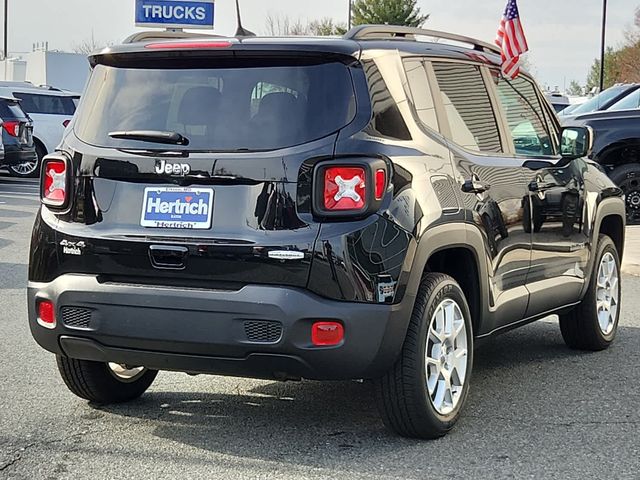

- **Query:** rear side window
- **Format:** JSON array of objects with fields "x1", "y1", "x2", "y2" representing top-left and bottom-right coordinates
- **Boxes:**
[
  {"x1": 13, "y1": 93, "x2": 76, "y2": 115},
  {"x1": 403, "y1": 58, "x2": 439, "y2": 133},
  {"x1": 432, "y1": 62, "x2": 502, "y2": 153},
  {"x1": 363, "y1": 60, "x2": 411, "y2": 141},
  {"x1": 74, "y1": 61, "x2": 356, "y2": 152},
  {"x1": 0, "y1": 100, "x2": 28, "y2": 119}
]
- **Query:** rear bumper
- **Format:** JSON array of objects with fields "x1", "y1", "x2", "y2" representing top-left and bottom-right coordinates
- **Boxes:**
[
  {"x1": 3, "y1": 145, "x2": 37, "y2": 165},
  {"x1": 28, "y1": 275, "x2": 412, "y2": 380}
]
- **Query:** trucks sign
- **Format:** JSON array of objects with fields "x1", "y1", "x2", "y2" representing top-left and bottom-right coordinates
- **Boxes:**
[{"x1": 135, "y1": 0, "x2": 215, "y2": 30}]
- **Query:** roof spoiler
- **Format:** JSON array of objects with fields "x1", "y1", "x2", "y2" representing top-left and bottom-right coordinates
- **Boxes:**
[
  {"x1": 344, "y1": 25, "x2": 501, "y2": 55},
  {"x1": 123, "y1": 30, "x2": 226, "y2": 44}
]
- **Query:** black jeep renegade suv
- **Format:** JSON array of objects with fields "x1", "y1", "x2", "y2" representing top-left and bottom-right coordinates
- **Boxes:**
[{"x1": 28, "y1": 26, "x2": 626, "y2": 439}]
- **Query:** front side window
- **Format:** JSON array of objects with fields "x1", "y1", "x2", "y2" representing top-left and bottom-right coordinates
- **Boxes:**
[
  {"x1": 432, "y1": 62, "x2": 502, "y2": 153},
  {"x1": 495, "y1": 75, "x2": 556, "y2": 156}
]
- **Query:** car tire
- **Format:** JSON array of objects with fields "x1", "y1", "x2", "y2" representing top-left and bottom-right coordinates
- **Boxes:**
[
  {"x1": 559, "y1": 235, "x2": 621, "y2": 351},
  {"x1": 373, "y1": 273, "x2": 474, "y2": 439},
  {"x1": 609, "y1": 163, "x2": 640, "y2": 225},
  {"x1": 56, "y1": 356, "x2": 158, "y2": 404},
  {"x1": 7, "y1": 143, "x2": 44, "y2": 178}
]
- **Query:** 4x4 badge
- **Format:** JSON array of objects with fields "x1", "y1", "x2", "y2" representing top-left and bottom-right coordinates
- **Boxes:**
[
  {"x1": 155, "y1": 160, "x2": 191, "y2": 176},
  {"x1": 60, "y1": 239, "x2": 85, "y2": 256}
]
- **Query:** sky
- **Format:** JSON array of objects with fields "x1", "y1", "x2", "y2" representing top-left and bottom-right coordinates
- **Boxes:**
[{"x1": 5, "y1": 0, "x2": 639, "y2": 89}]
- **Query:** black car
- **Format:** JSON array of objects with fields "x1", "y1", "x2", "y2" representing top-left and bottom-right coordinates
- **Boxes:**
[
  {"x1": 0, "y1": 96, "x2": 36, "y2": 175},
  {"x1": 562, "y1": 100, "x2": 640, "y2": 224},
  {"x1": 28, "y1": 26, "x2": 626, "y2": 439}
]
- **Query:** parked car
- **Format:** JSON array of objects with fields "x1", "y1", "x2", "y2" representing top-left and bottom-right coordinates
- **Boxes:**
[
  {"x1": 545, "y1": 91, "x2": 570, "y2": 113},
  {"x1": 28, "y1": 26, "x2": 626, "y2": 439},
  {"x1": 0, "y1": 96, "x2": 36, "y2": 174},
  {"x1": 561, "y1": 83, "x2": 640, "y2": 117},
  {"x1": 563, "y1": 101, "x2": 640, "y2": 224},
  {"x1": 0, "y1": 82, "x2": 79, "y2": 177}
]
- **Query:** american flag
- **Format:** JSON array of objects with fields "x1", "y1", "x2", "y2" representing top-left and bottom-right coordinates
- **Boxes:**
[{"x1": 495, "y1": 0, "x2": 529, "y2": 79}]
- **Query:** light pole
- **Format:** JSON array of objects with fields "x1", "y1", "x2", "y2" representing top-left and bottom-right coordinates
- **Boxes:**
[
  {"x1": 3, "y1": 0, "x2": 7, "y2": 61},
  {"x1": 599, "y1": 0, "x2": 608, "y2": 92},
  {"x1": 348, "y1": 0, "x2": 353, "y2": 30}
]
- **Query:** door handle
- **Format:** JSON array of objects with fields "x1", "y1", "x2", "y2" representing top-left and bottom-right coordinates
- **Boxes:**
[
  {"x1": 529, "y1": 181, "x2": 553, "y2": 192},
  {"x1": 149, "y1": 245, "x2": 189, "y2": 270},
  {"x1": 462, "y1": 179, "x2": 491, "y2": 194}
]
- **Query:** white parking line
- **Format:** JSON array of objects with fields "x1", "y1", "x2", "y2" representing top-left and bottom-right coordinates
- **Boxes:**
[
  {"x1": 0, "y1": 185, "x2": 39, "y2": 190},
  {"x1": 0, "y1": 192, "x2": 39, "y2": 197}
]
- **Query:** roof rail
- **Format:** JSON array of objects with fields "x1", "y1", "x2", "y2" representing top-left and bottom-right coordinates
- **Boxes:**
[
  {"x1": 344, "y1": 25, "x2": 501, "y2": 55},
  {"x1": 123, "y1": 30, "x2": 227, "y2": 44}
]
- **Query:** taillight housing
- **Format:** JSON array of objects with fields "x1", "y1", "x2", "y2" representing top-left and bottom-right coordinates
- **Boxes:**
[
  {"x1": 3, "y1": 120, "x2": 20, "y2": 137},
  {"x1": 312, "y1": 158, "x2": 390, "y2": 219},
  {"x1": 37, "y1": 300, "x2": 56, "y2": 329},
  {"x1": 62, "y1": 119, "x2": 71, "y2": 128},
  {"x1": 40, "y1": 154, "x2": 72, "y2": 209},
  {"x1": 311, "y1": 321, "x2": 344, "y2": 347}
]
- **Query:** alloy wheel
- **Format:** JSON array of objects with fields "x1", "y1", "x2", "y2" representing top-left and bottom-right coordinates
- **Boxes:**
[
  {"x1": 9, "y1": 160, "x2": 39, "y2": 176},
  {"x1": 425, "y1": 299, "x2": 469, "y2": 415},
  {"x1": 595, "y1": 252, "x2": 619, "y2": 336},
  {"x1": 107, "y1": 363, "x2": 147, "y2": 383}
]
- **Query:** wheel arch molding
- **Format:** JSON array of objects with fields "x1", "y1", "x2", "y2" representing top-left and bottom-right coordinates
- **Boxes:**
[{"x1": 405, "y1": 223, "x2": 490, "y2": 335}]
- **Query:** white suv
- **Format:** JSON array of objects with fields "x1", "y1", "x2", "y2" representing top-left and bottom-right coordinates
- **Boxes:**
[{"x1": 0, "y1": 82, "x2": 79, "y2": 177}]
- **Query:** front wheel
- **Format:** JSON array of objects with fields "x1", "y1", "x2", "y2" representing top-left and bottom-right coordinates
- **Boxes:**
[
  {"x1": 56, "y1": 356, "x2": 158, "y2": 404},
  {"x1": 609, "y1": 163, "x2": 640, "y2": 225},
  {"x1": 374, "y1": 273, "x2": 474, "y2": 439},
  {"x1": 559, "y1": 235, "x2": 621, "y2": 351}
]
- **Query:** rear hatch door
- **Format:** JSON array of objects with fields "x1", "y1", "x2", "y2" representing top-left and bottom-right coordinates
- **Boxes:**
[{"x1": 55, "y1": 47, "x2": 359, "y2": 289}]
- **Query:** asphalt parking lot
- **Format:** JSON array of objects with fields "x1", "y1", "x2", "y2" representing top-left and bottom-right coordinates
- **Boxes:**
[{"x1": 0, "y1": 172, "x2": 638, "y2": 480}]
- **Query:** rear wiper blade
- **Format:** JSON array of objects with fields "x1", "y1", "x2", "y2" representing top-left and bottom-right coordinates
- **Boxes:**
[{"x1": 108, "y1": 130, "x2": 190, "y2": 146}]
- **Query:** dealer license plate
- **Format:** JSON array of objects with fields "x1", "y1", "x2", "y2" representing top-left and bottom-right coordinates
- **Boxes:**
[{"x1": 140, "y1": 187, "x2": 214, "y2": 229}]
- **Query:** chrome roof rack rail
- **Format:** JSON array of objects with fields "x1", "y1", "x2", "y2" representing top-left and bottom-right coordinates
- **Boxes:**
[
  {"x1": 344, "y1": 25, "x2": 501, "y2": 55},
  {"x1": 123, "y1": 30, "x2": 227, "y2": 44}
]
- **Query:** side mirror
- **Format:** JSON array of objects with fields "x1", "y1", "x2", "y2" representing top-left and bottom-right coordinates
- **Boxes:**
[{"x1": 560, "y1": 126, "x2": 593, "y2": 159}]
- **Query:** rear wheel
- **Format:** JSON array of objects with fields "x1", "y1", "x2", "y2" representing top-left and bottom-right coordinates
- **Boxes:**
[
  {"x1": 374, "y1": 273, "x2": 474, "y2": 439},
  {"x1": 56, "y1": 356, "x2": 158, "y2": 404},
  {"x1": 610, "y1": 163, "x2": 640, "y2": 225},
  {"x1": 559, "y1": 235, "x2": 621, "y2": 351},
  {"x1": 7, "y1": 143, "x2": 44, "y2": 178}
]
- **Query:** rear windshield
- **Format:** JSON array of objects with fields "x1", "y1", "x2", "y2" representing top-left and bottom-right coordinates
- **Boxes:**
[
  {"x1": 0, "y1": 100, "x2": 28, "y2": 120},
  {"x1": 74, "y1": 61, "x2": 356, "y2": 151},
  {"x1": 13, "y1": 92, "x2": 77, "y2": 116}
]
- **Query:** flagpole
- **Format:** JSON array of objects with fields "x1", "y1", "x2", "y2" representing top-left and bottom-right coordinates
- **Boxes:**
[{"x1": 599, "y1": 0, "x2": 608, "y2": 92}]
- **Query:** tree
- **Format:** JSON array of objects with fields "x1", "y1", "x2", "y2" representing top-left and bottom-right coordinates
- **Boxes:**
[
  {"x1": 566, "y1": 80, "x2": 583, "y2": 96},
  {"x1": 308, "y1": 18, "x2": 348, "y2": 36},
  {"x1": 265, "y1": 14, "x2": 346, "y2": 36},
  {"x1": 586, "y1": 47, "x2": 622, "y2": 91},
  {"x1": 584, "y1": 11, "x2": 640, "y2": 90},
  {"x1": 352, "y1": 0, "x2": 429, "y2": 28},
  {"x1": 71, "y1": 34, "x2": 113, "y2": 55}
]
